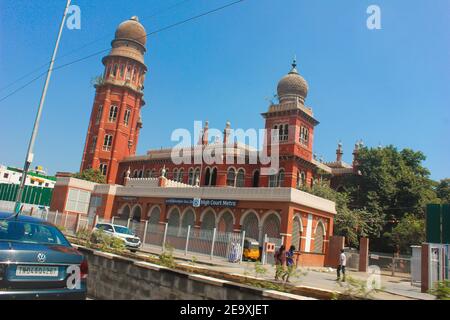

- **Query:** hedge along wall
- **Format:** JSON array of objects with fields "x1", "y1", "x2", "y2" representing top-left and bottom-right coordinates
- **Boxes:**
[{"x1": 0, "y1": 183, "x2": 53, "y2": 206}]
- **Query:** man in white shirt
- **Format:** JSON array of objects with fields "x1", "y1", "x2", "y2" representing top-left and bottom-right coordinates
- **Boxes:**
[{"x1": 337, "y1": 249, "x2": 347, "y2": 282}]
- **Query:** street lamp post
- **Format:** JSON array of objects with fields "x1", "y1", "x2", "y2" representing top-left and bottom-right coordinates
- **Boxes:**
[{"x1": 14, "y1": 0, "x2": 72, "y2": 215}]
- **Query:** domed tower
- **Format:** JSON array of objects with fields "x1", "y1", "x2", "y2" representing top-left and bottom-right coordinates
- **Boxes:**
[
  {"x1": 261, "y1": 59, "x2": 319, "y2": 188},
  {"x1": 80, "y1": 16, "x2": 147, "y2": 184}
]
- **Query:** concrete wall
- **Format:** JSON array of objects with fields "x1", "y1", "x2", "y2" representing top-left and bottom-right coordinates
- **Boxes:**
[{"x1": 77, "y1": 246, "x2": 313, "y2": 300}]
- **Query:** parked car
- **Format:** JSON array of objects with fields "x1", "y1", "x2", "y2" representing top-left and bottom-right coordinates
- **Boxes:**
[
  {"x1": 92, "y1": 223, "x2": 141, "y2": 252},
  {"x1": 0, "y1": 212, "x2": 88, "y2": 300}
]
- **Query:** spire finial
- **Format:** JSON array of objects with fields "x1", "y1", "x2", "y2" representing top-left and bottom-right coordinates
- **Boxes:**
[{"x1": 292, "y1": 55, "x2": 297, "y2": 69}]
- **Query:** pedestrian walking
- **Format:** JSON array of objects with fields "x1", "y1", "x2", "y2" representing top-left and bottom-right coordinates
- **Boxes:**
[
  {"x1": 282, "y1": 245, "x2": 296, "y2": 283},
  {"x1": 337, "y1": 249, "x2": 346, "y2": 281},
  {"x1": 274, "y1": 245, "x2": 286, "y2": 281}
]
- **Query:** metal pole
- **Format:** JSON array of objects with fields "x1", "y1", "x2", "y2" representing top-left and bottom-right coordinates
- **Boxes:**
[
  {"x1": 239, "y1": 230, "x2": 246, "y2": 264},
  {"x1": 262, "y1": 234, "x2": 268, "y2": 265},
  {"x1": 142, "y1": 220, "x2": 148, "y2": 244},
  {"x1": 210, "y1": 228, "x2": 217, "y2": 260},
  {"x1": 14, "y1": 0, "x2": 72, "y2": 215},
  {"x1": 112, "y1": 216, "x2": 115, "y2": 225},
  {"x1": 127, "y1": 218, "x2": 131, "y2": 229},
  {"x1": 54, "y1": 210, "x2": 59, "y2": 224},
  {"x1": 162, "y1": 222, "x2": 168, "y2": 252},
  {"x1": 185, "y1": 225, "x2": 191, "y2": 256},
  {"x1": 64, "y1": 212, "x2": 69, "y2": 228}
]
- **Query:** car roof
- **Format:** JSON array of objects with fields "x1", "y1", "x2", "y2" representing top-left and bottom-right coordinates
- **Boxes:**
[
  {"x1": 96, "y1": 223, "x2": 128, "y2": 228},
  {"x1": 0, "y1": 211, "x2": 53, "y2": 226}
]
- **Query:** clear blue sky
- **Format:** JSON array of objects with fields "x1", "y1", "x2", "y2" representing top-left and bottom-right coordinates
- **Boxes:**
[{"x1": 0, "y1": 0, "x2": 449, "y2": 180}]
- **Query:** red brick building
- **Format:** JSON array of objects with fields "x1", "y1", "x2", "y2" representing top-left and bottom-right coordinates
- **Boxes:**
[{"x1": 51, "y1": 17, "x2": 360, "y2": 266}]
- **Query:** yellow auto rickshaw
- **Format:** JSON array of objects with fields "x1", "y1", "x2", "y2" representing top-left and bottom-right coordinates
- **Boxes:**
[{"x1": 242, "y1": 238, "x2": 260, "y2": 261}]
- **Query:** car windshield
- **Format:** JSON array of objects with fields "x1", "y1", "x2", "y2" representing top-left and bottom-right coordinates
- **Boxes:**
[
  {"x1": 0, "y1": 219, "x2": 70, "y2": 246},
  {"x1": 113, "y1": 225, "x2": 133, "y2": 235}
]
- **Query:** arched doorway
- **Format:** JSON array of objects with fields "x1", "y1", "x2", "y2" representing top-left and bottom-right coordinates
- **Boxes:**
[
  {"x1": 181, "y1": 209, "x2": 196, "y2": 229},
  {"x1": 201, "y1": 209, "x2": 216, "y2": 231},
  {"x1": 262, "y1": 213, "x2": 281, "y2": 239},
  {"x1": 121, "y1": 204, "x2": 131, "y2": 218},
  {"x1": 167, "y1": 208, "x2": 181, "y2": 235},
  {"x1": 218, "y1": 210, "x2": 234, "y2": 233},
  {"x1": 241, "y1": 211, "x2": 259, "y2": 240},
  {"x1": 148, "y1": 206, "x2": 161, "y2": 232},
  {"x1": 131, "y1": 205, "x2": 142, "y2": 222}
]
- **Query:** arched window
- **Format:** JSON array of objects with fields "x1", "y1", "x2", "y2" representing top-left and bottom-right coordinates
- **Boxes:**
[
  {"x1": 173, "y1": 168, "x2": 179, "y2": 182},
  {"x1": 277, "y1": 169, "x2": 285, "y2": 187},
  {"x1": 95, "y1": 105, "x2": 103, "y2": 125},
  {"x1": 145, "y1": 170, "x2": 151, "y2": 178},
  {"x1": 268, "y1": 174, "x2": 277, "y2": 187},
  {"x1": 123, "y1": 109, "x2": 131, "y2": 126},
  {"x1": 252, "y1": 170, "x2": 260, "y2": 187},
  {"x1": 119, "y1": 64, "x2": 125, "y2": 78},
  {"x1": 133, "y1": 170, "x2": 138, "y2": 178},
  {"x1": 236, "y1": 169, "x2": 245, "y2": 187},
  {"x1": 112, "y1": 64, "x2": 118, "y2": 77},
  {"x1": 314, "y1": 222, "x2": 325, "y2": 253},
  {"x1": 204, "y1": 168, "x2": 211, "y2": 186},
  {"x1": 292, "y1": 217, "x2": 302, "y2": 251},
  {"x1": 300, "y1": 126, "x2": 309, "y2": 146},
  {"x1": 102, "y1": 134, "x2": 113, "y2": 151},
  {"x1": 99, "y1": 163, "x2": 108, "y2": 176},
  {"x1": 241, "y1": 212, "x2": 259, "y2": 240},
  {"x1": 262, "y1": 213, "x2": 281, "y2": 239},
  {"x1": 194, "y1": 168, "x2": 201, "y2": 186},
  {"x1": 178, "y1": 169, "x2": 184, "y2": 183},
  {"x1": 210, "y1": 168, "x2": 217, "y2": 186},
  {"x1": 138, "y1": 170, "x2": 143, "y2": 178},
  {"x1": 126, "y1": 66, "x2": 131, "y2": 80},
  {"x1": 227, "y1": 168, "x2": 236, "y2": 187},
  {"x1": 188, "y1": 168, "x2": 194, "y2": 185},
  {"x1": 132, "y1": 67, "x2": 137, "y2": 82},
  {"x1": 109, "y1": 105, "x2": 118, "y2": 122}
]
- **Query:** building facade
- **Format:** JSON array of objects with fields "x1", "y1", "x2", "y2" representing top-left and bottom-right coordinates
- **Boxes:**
[{"x1": 51, "y1": 17, "x2": 362, "y2": 266}]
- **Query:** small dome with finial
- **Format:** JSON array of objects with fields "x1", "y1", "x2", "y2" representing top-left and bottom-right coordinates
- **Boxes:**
[
  {"x1": 277, "y1": 58, "x2": 309, "y2": 104},
  {"x1": 115, "y1": 16, "x2": 147, "y2": 47}
]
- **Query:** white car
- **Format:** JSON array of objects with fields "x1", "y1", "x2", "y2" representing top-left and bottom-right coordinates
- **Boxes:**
[{"x1": 93, "y1": 223, "x2": 142, "y2": 252}]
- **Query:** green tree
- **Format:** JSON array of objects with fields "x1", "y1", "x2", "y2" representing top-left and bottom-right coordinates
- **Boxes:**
[
  {"x1": 72, "y1": 168, "x2": 106, "y2": 184},
  {"x1": 338, "y1": 146, "x2": 438, "y2": 251},
  {"x1": 384, "y1": 213, "x2": 425, "y2": 254},
  {"x1": 302, "y1": 180, "x2": 378, "y2": 247},
  {"x1": 436, "y1": 179, "x2": 450, "y2": 203}
]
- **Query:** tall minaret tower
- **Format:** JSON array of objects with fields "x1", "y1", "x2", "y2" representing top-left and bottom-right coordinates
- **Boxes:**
[{"x1": 80, "y1": 16, "x2": 147, "y2": 184}]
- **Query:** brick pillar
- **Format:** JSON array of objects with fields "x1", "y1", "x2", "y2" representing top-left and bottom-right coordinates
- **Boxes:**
[
  {"x1": 359, "y1": 237, "x2": 369, "y2": 272},
  {"x1": 280, "y1": 206, "x2": 294, "y2": 249},
  {"x1": 324, "y1": 235, "x2": 345, "y2": 268},
  {"x1": 421, "y1": 243, "x2": 430, "y2": 293}
]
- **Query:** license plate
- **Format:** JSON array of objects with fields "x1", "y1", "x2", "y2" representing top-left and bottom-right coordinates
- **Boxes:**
[{"x1": 16, "y1": 266, "x2": 59, "y2": 277}]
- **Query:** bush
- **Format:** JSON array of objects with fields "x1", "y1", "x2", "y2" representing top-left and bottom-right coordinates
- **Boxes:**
[
  {"x1": 90, "y1": 230, "x2": 125, "y2": 252},
  {"x1": 429, "y1": 280, "x2": 450, "y2": 300},
  {"x1": 159, "y1": 244, "x2": 175, "y2": 268}
]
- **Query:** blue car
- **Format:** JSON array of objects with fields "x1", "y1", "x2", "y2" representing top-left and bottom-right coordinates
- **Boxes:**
[{"x1": 0, "y1": 212, "x2": 88, "y2": 300}]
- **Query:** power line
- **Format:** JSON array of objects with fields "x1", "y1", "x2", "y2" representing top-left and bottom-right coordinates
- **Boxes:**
[
  {"x1": 0, "y1": 0, "x2": 246, "y2": 103},
  {"x1": 0, "y1": 0, "x2": 192, "y2": 93}
]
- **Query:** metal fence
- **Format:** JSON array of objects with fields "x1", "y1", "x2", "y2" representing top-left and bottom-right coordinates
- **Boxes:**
[{"x1": 13, "y1": 208, "x2": 248, "y2": 263}]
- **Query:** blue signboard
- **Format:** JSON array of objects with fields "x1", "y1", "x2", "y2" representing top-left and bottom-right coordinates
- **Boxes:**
[{"x1": 165, "y1": 198, "x2": 238, "y2": 208}]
